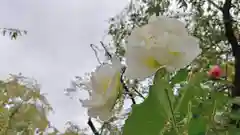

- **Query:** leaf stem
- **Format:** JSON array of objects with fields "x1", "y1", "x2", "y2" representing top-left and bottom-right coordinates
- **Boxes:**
[{"x1": 164, "y1": 89, "x2": 179, "y2": 134}]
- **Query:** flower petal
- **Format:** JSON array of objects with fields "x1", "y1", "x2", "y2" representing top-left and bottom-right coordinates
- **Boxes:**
[
  {"x1": 111, "y1": 56, "x2": 123, "y2": 70},
  {"x1": 87, "y1": 106, "x2": 113, "y2": 121},
  {"x1": 98, "y1": 109, "x2": 113, "y2": 121},
  {"x1": 125, "y1": 46, "x2": 160, "y2": 80},
  {"x1": 148, "y1": 15, "x2": 188, "y2": 36}
]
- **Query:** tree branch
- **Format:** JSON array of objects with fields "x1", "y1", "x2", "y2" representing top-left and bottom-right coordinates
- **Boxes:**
[
  {"x1": 121, "y1": 67, "x2": 136, "y2": 104},
  {"x1": 222, "y1": 0, "x2": 240, "y2": 126},
  {"x1": 87, "y1": 118, "x2": 100, "y2": 135},
  {"x1": 132, "y1": 87, "x2": 145, "y2": 99},
  {"x1": 90, "y1": 44, "x2": 102, "y2": 64},
  {"x1": 207, "y1": 0, "x2": 223, "y2": 11}
]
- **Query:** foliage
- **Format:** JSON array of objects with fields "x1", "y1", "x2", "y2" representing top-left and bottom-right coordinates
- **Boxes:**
[
  {"x1": 0, "y1": 74, "x2": 88, "y2": 135},
  {"x1": 0, "y1": 28, "x2": 27, "y2": 40}
]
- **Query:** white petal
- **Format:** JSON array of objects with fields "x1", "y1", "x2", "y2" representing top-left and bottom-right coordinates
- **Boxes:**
[
  {"x1": 125, "y1": 65, "x2": 157, "y2": 80},
  {"x1": 148, "y1": 16, "x2": 188, "y2": 36},
  {"x1": 125, "y1": 46, "x2": 160, "y2": 80},
  {"x1": 166, "y1": 36, "x2": 201, "y2": 70},
  {"x1": 87, "y1": 108, "x2": 101, "y2": 119},
  {"x1": 91, "y1": 64, "x2": 115, "y2": 94},
  {"x1": 95, "y1": 64, "x2": 115, "y2": 81},
  {"x1": 87, "y1": 106, "x2": 113, "y2": 121},
  {"x1": 81, "y1": 97, "x2": 104, "y2": 108},
  {"x1": 127, "y1": 27, "x2": 146, "y2": 47},
  {"x1": 98, "y1": 109, "x2": 113, "y2": 121},
  {"x1": 150, "y1": 46, "x2": 174, "y2": 65},
  {"x1": 111, "y1": 56, "x2": 122, "y2": 70},
  {"x1": 105, "y1": 71, "x2": 121, "y2": 99}
]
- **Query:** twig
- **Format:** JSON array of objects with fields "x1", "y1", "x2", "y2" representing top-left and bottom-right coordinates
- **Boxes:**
[
  {"x1": 206, "y1": 0, "x2": 223, "y2": 11},
  {"x1": 90, "y1": 44, "x2": 102, "y2": 64},
  {"x1": 222, "y1": 0, "x2": 240, "y2": 127},
  {"x1": 87, "y1": 118, "x2": 100, "y2": 135},
  {"x1": 121, "y1": 67, "x2": 136, "y2": 104},
  {"x1": 100, "y1": 41, "x2": 112, "y2": 60},
  {"x1": 132, "y1": 87, "x2": 145, "y2": 99}
]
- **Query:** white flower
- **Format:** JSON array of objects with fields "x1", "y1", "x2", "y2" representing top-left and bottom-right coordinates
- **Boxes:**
[
  {"x1": 81, "y1": 57, "x2": 123, "y2": 121},
  {"x1": 125, "y1": 15, "x2": 201, "y2": 80}
]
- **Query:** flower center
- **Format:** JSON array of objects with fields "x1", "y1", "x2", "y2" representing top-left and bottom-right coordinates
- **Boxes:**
[
  {"x1": 101, "y1": 78, "x2": 110, "y2": 93},
  {"x1": 169, "y1": 51, "x2": 181, "y2": 56},
  {"x1": 143, "y1": 56, "x2": 161, "y2": 69}
]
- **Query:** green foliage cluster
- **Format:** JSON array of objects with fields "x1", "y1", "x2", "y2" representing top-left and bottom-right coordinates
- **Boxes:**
[{"x1": 0, "y1": 75, "x2": 87, "y2": 135}]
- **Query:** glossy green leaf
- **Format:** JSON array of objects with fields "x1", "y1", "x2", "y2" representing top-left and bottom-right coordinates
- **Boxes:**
[
  {"x1": 123, "y1": 71, "x2": 173, "y2": 135},
  {"x1": 171, "y1": 69, "x2": 188, "y2": 85},
  {"x1": 175, "y1": 72, "x2": 205, "y2": 114},
  {"x1": 188, "y1": 116, "x2": 207, "y2": 135}
]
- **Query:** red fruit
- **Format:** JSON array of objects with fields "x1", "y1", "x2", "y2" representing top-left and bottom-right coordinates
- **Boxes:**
[{"x1": 208, "y1": 65, "x2": 222, "y2": 79}]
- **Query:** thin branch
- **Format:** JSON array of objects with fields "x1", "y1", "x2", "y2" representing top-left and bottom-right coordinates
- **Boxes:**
[
  {"x1": 100, "y1": 41, "x2": 112, "y2": 60},
  {"x1": 132, "y1": 87, "x2": 145, "y2": 99},
  {"x1": 90, "y1": 44, "x2": 102, "y2": 64},
  {"x1": 87, "y1": 118, "x2": 100, "y2": 135},
  {"x1": 121, "y1": 67, "x2": 136, "y2": 104},
  {"x1": 206, "y1": 0, "x2": 223, "y2": 11}
]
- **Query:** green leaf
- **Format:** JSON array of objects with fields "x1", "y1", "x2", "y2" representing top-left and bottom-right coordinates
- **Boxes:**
[
  {"x1": 188, "y1": 116, "x2": 207, "y2": 135},
  {"x1": 123, "y1": 71, "x2": 173, "y2": 135},
  {"x1": 175, "y1": 72, "x2": 205, "y2": 114},
  {"x1": 171, "y1": 69, "x2": 188, "y2": 85}
]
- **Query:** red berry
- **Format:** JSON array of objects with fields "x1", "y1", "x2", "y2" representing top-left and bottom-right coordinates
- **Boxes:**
[{"x1": 208, "y1": 65, "x2": 222, "y2": 79}]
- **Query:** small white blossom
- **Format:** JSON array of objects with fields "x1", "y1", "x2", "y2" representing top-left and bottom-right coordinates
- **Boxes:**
[
  {"x1": 81, "y1": 57, "x2": 122, "y2": 121},
  {"x1": 125, "y1": 15, "x2": 201, "y2": 80}
]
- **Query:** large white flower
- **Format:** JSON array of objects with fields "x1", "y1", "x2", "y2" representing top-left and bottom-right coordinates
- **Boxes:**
[
  {"x1": 125, "y1": 15, "x2": 202, "y2": 80},
  {"x1": 81, "y1": 57, "x2": 123, "y2": 121}
]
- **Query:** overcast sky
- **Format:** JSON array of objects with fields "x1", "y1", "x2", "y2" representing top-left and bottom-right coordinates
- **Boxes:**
[{"x1": 0, "y1": 0, "x2": 128, "y2": 131}]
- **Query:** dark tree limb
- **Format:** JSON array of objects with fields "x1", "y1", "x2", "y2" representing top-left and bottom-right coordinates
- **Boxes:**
[
  {"x1": 222, "y1": 0, "x2": 240, "y2": 126},
  {"x1": 88, "y1": 118, "x2": 100, "y2": 135}
]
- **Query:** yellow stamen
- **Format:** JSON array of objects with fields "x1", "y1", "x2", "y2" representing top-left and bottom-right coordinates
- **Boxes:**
[
  {"x1": 169, "y1": 51, "x2": 181, "y2": 56},
  {"x1": 143, "y1": 56, "x2": 161, "y2": 69},
  {"x1": 101, "y1": 78, "x2": 110, "y2": 93}
]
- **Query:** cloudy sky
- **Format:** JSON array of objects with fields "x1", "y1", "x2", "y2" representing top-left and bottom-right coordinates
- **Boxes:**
[{"x1": 0, "y1": 0, "x2": 128, "y2": 131}]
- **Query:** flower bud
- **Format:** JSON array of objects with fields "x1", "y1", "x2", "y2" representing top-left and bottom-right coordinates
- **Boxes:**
[{"x1": 208, "y1": 65, "x2": 222, "y2": 79}]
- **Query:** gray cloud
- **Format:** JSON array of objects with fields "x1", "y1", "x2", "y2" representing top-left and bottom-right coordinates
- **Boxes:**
[{"x1": 0, "y1": 0, "x2": 128, "y2": 131}]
